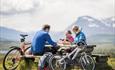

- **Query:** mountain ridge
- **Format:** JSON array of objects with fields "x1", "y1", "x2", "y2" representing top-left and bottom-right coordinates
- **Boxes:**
[{"x1": 0, "y1": 16, "x2": 115, "y2": 43}]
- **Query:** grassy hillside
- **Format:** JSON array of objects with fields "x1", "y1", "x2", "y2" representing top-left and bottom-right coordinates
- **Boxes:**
[
  {"x1": 91, "y1": 43, "x2": 115, "y2": 57},
  {"x1": 0, "y1": 41, "x2": 19, "y2": 50}
]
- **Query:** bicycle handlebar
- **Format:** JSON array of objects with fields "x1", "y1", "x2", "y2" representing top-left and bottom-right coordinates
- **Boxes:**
[{"x1": 20, "y1": 34, "x2": 28, "y2": 38}]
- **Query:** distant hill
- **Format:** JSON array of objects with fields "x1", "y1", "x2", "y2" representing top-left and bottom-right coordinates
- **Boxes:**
[
  {"x1": 66, "y1": 16, "x2": 115, "y2": 36},
  {"x1": 26, "y1": 31, "x2": 64, "y2": 42},
  {"x1": 0, "y1": 26, "x2": 64, "y2": 42},
  {"x1": 65, "y1": 16, "x2": 115, "y2": 44},
  {"x1": 0, "y1": 26, "x2": 63, "y2": 49},
  {"x1": 0, "y1": 16, "x2": 115, "y2": 49},
  {"x1": 87, "y1": 34, "x2": 115, "y2": 44},
  {"x1": 0, "y1": 26, "x2": 26, "y2": 41}
]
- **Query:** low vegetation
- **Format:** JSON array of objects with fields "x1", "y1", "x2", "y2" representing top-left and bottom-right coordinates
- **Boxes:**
[{"x1": 0, "y1": 43, "x2": 115, "y2": 70}]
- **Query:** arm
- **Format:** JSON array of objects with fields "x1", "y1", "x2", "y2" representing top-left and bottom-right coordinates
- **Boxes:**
[
  {"x1": 74, "y1": 33, "x2": 86, "y2": 45},
  {"x1": 78, "y1": 34, "x2": 85, "y2": 42},
  {"x1": 45, "y1": 33, "x2": 57, "y2": 47},
  {"x1": 77, "y1": 33, "x2": 86, "y2": 46}
]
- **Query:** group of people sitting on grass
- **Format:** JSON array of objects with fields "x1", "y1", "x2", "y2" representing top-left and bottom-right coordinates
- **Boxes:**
[{"x1": 26, "y1": 24, "x2": 86, "y2": 70}]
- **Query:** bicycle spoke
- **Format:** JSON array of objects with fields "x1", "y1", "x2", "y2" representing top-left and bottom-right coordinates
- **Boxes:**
[
  {"x1": 80, "y1": 55, "x2": 95, "y2": 70},
  {"x1": 4, "y1": 48, "x2": 21, "y2": 70}
]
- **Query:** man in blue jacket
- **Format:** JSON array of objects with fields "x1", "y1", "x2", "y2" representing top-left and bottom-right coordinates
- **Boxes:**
[
  {"x1": 29, "y1": 24, "x2": 58, "y2": 70},
  {"x1": 31, "y1": 24, "x2": 57, "y2": 55}
]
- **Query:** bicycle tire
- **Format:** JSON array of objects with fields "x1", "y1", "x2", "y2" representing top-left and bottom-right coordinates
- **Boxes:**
[
  {"x1": 49, "y1": 55, "x2": 66, "y2": 70},
  {"x1": 3, "y1": 47, "x2": 23, "y2": 70},
  {"x1": 80, "y1": 54, "x2": 95, "y2": 70}
]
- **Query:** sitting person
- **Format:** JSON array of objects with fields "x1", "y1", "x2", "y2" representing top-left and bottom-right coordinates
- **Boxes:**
[
  {"x1": 66, "y1": 30, "x2": 74, "y2": 43},
  {"x1": 58, "y1": 30, "x2": 74, "y2": 45},
  {"x1": 27, "y1": 24, "x2": 59, "y2": 70},
  {"x1": 72, "y1": 25, "x2": 86, "y2": 46},
  {"x1": 66, "y1": 26, "x2": 87, "y2": 59},
  {"x1": 30, "y1": 24, "x2": 58, "y2": 55}
]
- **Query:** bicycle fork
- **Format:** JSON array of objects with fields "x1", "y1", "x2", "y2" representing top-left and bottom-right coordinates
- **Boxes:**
[
  {"x1": 59, "y1": 47, "x2": 82, "y2": 64},
  {"x1": 81, "y1": 53, "x2": 90, "y2": 65},
  {"x1": 72, "y1": 48, "x2": 82, "y2": 60}
]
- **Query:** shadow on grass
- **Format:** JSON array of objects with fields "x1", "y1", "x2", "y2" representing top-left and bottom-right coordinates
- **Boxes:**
[
  {"x1": 17, "y1": 58, "x2": 114, "y2": 70},
  {"x1": 17, "y1": 58, "x2": 37, "y2": 70},
  {"x1": 95, "y1": 62, "x2": 113, "y2": 70}
]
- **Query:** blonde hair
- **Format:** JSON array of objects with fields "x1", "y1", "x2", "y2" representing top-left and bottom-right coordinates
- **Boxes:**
[{"x1": 72, "y1": 26, "x2": 79, "y2": 31}]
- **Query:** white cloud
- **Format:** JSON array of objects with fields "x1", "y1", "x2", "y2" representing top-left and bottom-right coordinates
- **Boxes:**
[
  {"x1": 0, "y1": 0, "x2": 40, "y2": 14},
  {"x1": 0, "y1": 0, "x2": 114, "y2": 32},
  {"x1": 113, "y1": 24, "x2": 115, "y2": 28},
  {"x1": 111, "y1": 17, "x2": 115, "y2": 21}
]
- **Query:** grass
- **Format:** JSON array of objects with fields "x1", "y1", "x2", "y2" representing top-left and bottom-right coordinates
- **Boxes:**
[
  {"x1": 0, "y1": 54, "x2": 115, "y2": 70},
  {"x1": 0, "y1": 43, "x2": 115, "y2": 70},
  {"x1": 92, "y1": 44, "x2": 115, "y2": 57},
  {"x1": 0, "y1": 54, "x2": 4, "y2": 70},
  {"x1": 18, "y1": 58, "x2": 115, "y2": 70}
]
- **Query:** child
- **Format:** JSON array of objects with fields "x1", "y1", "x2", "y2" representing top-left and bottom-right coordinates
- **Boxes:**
[
  {"x1": 58, "y1": 30, "x2": 74, "y2": 45},
  {"x1": 65, "y1": 30, "x2": 74, "y2": 43}
]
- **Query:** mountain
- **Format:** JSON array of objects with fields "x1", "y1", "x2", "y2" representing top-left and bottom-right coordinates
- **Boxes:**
[
  {"x1": 87, "y1": 34, "x2": 115, "y2": 44},
  {"x1": 66, "y1": 16, "x2": 115, "y2": 36},
  {"x1": 0, "y1": 16, "x2": 115, "y2": 43},
  {"x1": 65, "y1": 16, "x2": 115, "y2": 44},
  {"x1": 0, "y1": 26, "x2": 25, "y2": 41},
  {"x1": 25, "y1": 31, "x2": 64, "y2": 42},
  {"x1": 0, "y1": 26, "x2": 63, "y2": 42},
  {"x1": 49, "y1": 31, "x2": 64, "y2": 41}
]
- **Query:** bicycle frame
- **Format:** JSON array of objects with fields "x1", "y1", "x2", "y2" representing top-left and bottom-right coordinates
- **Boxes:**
[{"x1": 58, "y1": 46, "x2": 84, "y2": 64}]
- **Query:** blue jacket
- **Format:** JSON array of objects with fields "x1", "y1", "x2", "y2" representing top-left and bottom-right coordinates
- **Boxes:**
[
  {"x1": 74, "y1": 32, "x2": 86, "y2": 44},
  {"x1": 31, "y1": 30, "x2": 57, "y2": 54}
]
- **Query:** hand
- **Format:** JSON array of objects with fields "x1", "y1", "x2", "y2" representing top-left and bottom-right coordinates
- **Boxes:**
[{"x1": 57, "y1": 42, "x2": 63, "y2": 46}]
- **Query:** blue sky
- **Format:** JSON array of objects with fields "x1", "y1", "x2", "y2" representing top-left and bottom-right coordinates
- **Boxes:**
[{"x1": 0, "y1": 0, "x2": 114, "y2": 32}]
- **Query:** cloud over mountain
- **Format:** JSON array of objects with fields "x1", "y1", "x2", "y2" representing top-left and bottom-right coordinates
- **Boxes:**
[{"x1": 0, "y1": 0, "x2": 40, "y2": 15}]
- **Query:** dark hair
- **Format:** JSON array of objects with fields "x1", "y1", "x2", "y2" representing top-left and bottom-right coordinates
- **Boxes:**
[
  {"x1": 73, "y1": 26, "x2": 79, "y2": 31},
  {"x1": 42, "y1": 24, "x2": 50, "y2": 30},
  {"x1": 67, "y1": 30, "x2": 72, "y2": 34}
]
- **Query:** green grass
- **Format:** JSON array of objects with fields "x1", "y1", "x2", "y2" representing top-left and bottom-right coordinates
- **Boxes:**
[
  {"x1": 0, "y1": 54, "x2": 115, "y2": 70},
  {"x1": 0, "y1": 54, "x2": 4, "y2": 70},
  {"x1": 0, "y1": 43, "x2": 115, "y2": 70},
  {"x1": 18, "y1": 58, "x2": 115, "y2": 70},
  {"x1": 92, "y1": 44, "x2": 115, "y2": 57}
]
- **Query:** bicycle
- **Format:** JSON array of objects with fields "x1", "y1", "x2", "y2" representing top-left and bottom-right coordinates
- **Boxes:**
[
  {"x1": 49, "y1": 45, "x2": 96, "y2": 70},
  {"x1": 3, "y1": 34, "x2": 31, "y2": 70},
  {"x1": 3, "y1": 34, "x2": 96, "y2": 70},
  {"x1": 3, "y1": 34, "x2": 58, "y2": 70}
]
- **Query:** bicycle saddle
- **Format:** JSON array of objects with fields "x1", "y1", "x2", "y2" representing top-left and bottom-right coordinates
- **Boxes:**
[{"x1": 20, "y1": 34, "x2": 28, "y2": 38}]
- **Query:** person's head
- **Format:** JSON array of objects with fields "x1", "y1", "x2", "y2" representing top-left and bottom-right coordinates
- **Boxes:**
[
  {"x1": 66, "y1": 30, "x2": 72, "y2": 36},
  {"x1": 42, "y1": 24, "x2": 50, "y2": 32},
  {"x1": 72, "y1": 26, "x2": 80, "y2": 34}
]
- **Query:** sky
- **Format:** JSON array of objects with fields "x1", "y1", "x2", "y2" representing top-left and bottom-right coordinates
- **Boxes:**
[{"x1": 0, "y1": 0, "x2": 114, "y2": 32}]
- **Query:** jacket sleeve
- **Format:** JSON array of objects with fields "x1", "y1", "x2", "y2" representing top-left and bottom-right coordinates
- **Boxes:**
[
  {"x1": 45, "y1": 33, "x2": 57, "y2": 47},
  {"x1": 78, "y1": 33, "x2": 86, "y2": 44},
  {"x1": 78, "y1": 34, "x2": 84, "y2": 41}
]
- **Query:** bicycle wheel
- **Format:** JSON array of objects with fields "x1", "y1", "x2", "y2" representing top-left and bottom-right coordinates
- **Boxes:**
[
  {"x1": 49, "y1": 56, "x2": 66, "y2": 70},
  {"x1": 3, "y1": 47, "x2": 23, "y2": 70},
  {"x1": 80, "y1": 54, "x2": 95, "y2": 70}
]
